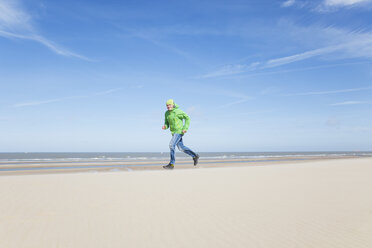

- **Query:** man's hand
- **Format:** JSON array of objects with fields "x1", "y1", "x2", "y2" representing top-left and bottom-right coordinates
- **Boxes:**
[
  {"x1": 182, "y1": 130, "x2": 187, "y2": 134},
  {"x1": 162, "y1": 125, "x2": 167, "y2": 130}
]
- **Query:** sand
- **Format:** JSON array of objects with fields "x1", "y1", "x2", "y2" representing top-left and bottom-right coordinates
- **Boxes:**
[{"x1": 0, "y1": 157, "x2": 371, "y2": 247}]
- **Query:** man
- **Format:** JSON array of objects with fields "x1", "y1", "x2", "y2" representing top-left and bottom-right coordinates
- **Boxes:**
[{"x1": 162, "y1": 99, "x2": 199, "y2": 169}]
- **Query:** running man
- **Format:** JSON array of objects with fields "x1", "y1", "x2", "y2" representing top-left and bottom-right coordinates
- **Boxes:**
[{"x1": 162, "y1": 99, "x2": 199, "y2": 169}]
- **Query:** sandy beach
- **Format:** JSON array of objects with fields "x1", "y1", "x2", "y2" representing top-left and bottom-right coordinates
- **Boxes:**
[{"x1": 0, "y1": 157, "x2": 371, "y2": 247}]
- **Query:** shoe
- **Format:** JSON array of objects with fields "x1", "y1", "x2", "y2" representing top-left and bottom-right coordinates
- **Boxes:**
[
  {"x1": 163, "y1": 164, "x2": 174, "y2": 170},
  {"x1": 193, "y1": 155, "x2": 199, "y2": 166}
]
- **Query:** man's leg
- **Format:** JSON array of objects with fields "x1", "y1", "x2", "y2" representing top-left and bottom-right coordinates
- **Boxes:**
[
  {"x1": 169, "y1": 134, "x2": 183, "y2": 165},
  {"x1": 177, "y1": 136, "x2": 199, "y2": 165},
  {"x1": 177, "y1": 136, "x2": 197, "y2": 158}
]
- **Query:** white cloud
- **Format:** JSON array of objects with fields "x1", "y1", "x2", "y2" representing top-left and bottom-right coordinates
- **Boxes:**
[
  {"x1": 261, "y1": 87, "x2": 281, "y2": 95},
  {"x1": 13, "y1": 88, "x2": 122, "y2": 108},
  {"x1": 316, "y1": 0, "x2": 372, "y2": 11},
  {"x1": 0, "y1": 0, "x2": 31, "y2": 31},
  {"x1": 324, "y1": 0, "x2": 372, "y2": 6},
  {"x1": 282, "y1": 0, "x2": 296, "y2": 7},
  {"x1": 330, "y1": 101, "x2": 372, "y2": 106},
  {"x1": 201, "y1": 64, "x2": 248, "y2": 78},
  {"x1": 265, "y1": 28, "x2": 372, "y2": 68},
  {"x1": 14, "y1": 99, "x2": 61, "y2": 108},
  {"x1": 201, "y1": 62, "x2": 260, "y2": 78},
  {"x1": 219, "y1": 97, "x2": 251, "y2": 108},
  {"x1": 201, "y1": 25, "x2": 372, "y2": 78},
  {"x1": 284, "y1": 86, "x2": 372, "y2": 96},
  {"x1": 200, "y1": 87, "x2": 252, "y2": 108},
  {"x1": 265, "y1": 45, "x2": 342, "y2": 68},
  {"x1": 119, "y1": 28, "x2": 198, "y2": 66},
  {"x1": 0, "y1": 0, "x2": 91, "y2": 60}
]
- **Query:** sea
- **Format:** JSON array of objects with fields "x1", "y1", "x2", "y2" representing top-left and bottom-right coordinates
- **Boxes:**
[{"x1": 0, "y1": 151, "x2": 371, "y2": 163}]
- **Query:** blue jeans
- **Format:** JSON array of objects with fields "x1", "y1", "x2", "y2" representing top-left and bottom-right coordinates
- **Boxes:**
[{"x1": 169, "y1": 133, "x2": 197, "y2": 164}]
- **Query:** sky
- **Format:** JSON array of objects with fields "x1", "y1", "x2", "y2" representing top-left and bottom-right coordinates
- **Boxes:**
[{"x1": 0, "y1": 0, "x2": 372, "y2": 152}]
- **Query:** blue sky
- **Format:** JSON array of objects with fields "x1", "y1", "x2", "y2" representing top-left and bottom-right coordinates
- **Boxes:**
[{"x1": 1, "y1": 0, "x2": 372, "y2": 152}]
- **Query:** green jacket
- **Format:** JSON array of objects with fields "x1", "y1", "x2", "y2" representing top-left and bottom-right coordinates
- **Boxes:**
[{"x1": 164, "y1": 104, "x2": 190, "y2": 135}]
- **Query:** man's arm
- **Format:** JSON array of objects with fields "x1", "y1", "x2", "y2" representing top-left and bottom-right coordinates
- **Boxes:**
[
  {"x1": 179, "y1": 111, "x2": 190, "y2": 133},
  {"x1": 163, "y1": 112, "x2": 169, "y2": 130}
]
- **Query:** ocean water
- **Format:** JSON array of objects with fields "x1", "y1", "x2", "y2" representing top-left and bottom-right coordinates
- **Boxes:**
[{"x1": 0, "y1": 151, "x2": 371, "y2": 162}]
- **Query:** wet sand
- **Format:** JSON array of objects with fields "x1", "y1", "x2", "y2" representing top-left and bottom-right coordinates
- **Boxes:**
[
  {"x1": 0, "y1": 155, "x2": 364, "y2": 176},
  {"x1": 0, "y1": 157, "x2": 371, "y2": 247}
]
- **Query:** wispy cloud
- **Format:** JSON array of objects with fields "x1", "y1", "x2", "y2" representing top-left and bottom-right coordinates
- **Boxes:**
[
  {"x1": 324, "y1": 0, "x2": 372, "y2": 6},
  {"x1": 115, "y1": 25, "x2": 202, "y2": 67},
  {"x1": 200, "y1": 45, "x2": 342, "y2": 78},
  {"x1": 315, "y1": 0, "x2": 372, "y2": 11},
  {"x1": 265, "y1": 45, "x2": 345, "y2": 68},
  {"x1": 283, "y1": 0, "x2": 372, "y2": 11},
  {"x1": 330, "y1": 101, "x2": 372, "y2": 106},
  {"x1": 14, "y1": 99, "x2": 61, "y2": 108},
  {"x1": 13, "y1": 88, "x2": 122, "y2": 108},
  {"x1": 0, "y1": 0, "x2": 91, "y2": 60},
  {"x1": 284, "y1": 86, "x2": 372, "y2": 96},
  {"x1": 219, "y1": 97, "x2": 251, "y2": 108},
  {"x1": 282, "y1": 0, "x2": 296, "y2": 7},
  {"x1": 216, "y1": 91, "x2": 252, "y2": 108},
  {"x1": 204, "y1": 61, "x2": 372, "y2": 80},
  {"x1": 201, "y1": 87, "x2": 252, "y2": 108},
  {"x1": 201, "y1": 26, "x2": 372, "y2": 78},
  {"x1": 201, "y1": 62, "x2": 260, "y2": 78}
]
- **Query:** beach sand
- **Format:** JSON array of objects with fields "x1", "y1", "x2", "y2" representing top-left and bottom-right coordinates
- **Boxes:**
[{"x1": 0, "y1": 157, "x2": 371, "y2": 247}]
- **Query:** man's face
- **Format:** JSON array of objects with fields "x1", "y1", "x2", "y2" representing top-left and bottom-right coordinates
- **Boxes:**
[{"x1": 167, "y1": 104, "x2": 174, "y2": 110}]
